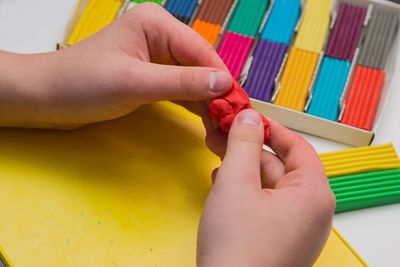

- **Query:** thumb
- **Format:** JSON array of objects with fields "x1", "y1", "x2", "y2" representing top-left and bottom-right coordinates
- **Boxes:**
[
  {"x1": 216, "y1": 109, "x2": 264, "y2": 189},
  {"x1": 131, "y1": 62, "x2": 232, "y2": 102}
]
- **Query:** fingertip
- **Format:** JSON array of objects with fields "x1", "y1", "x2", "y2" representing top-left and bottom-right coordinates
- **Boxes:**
[
  {"x1": 228, "y1": 109, "x2": 264, "y2": 140},
  {"x1": 208, "y1": 71, "x2": 232, "y2": 94},
  {"x1": 236, "y1": 109, "x2": 261, "y2": 126},
  {"x1": 218, "y1": 109, "x2": 264, "y2": 188}
]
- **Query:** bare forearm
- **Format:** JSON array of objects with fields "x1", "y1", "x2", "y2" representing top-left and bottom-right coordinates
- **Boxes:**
[{"x1": 0, "y1": 51, "x2": 58, "y2": 128}]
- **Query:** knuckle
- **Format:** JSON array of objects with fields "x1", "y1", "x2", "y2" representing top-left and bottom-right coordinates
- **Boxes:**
[
  {"x1": 300, "y1": 189, "x2": 335, "y2": 221},
  {"x1": 135, "y1": 2, "x2": 163, "y2": 12},
  {"x1": 312, "y1": 185, "x2": 336, "y2": 218},
  {"x1": 179, "y1": 69, "x2": 196, "y2": 95},
  {"x1": 325, "y1": 189, "x2": 337, "y2": 213},
  {"x1": 125, "y1": 2, "x2": 164, "y2": 21},
  {"x1": 289, "y1": 133, "x2": 315, "y2": 155},
  {"x1": 290, "y1": 133, "x2": 307, "y2": 147},
  {"x1": 230, "y1": 126, "x2": 263, "y2": 146},
  {"x1": 204, "y1": 42, "x2": 214, "y2": 52}
]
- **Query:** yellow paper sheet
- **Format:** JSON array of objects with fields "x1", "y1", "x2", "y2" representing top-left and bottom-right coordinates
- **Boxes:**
[
  {"x1": 0, "y1": 102, "x2": 366, "y2": 266},
  {"x1": 315, "y1": 228, "x2": 367, "y2": 266}
]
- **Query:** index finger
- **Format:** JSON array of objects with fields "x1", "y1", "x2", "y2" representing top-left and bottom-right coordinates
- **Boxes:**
[
  {"x1": 132, "y1": 3, "x2": 228, "y2": 70},
  {"x1": 268, "y1": 119, "x2": 324, "y2": 175}
]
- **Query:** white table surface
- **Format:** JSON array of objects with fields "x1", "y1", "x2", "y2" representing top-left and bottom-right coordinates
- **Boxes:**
[{"x1": 0, "y1": 1, "x2": 399, "y2": 266}]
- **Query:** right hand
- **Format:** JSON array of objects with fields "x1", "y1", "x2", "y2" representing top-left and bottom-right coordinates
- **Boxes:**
[{"x1": 197, "y1": 109, "x2": 336, "y2": 267}]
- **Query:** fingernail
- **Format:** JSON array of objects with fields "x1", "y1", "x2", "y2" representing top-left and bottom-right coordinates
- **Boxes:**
[
  {"x1": 209, "y1": 71, "x2": 232, "y2": 92},
  {"x1": 237, "y1": 109, "x2": 261, "y2": 126}
]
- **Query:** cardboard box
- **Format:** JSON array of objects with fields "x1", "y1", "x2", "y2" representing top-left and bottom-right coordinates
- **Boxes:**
[
  {"x1": 57, "y1": 0, "x2": 399, "y2": 147},
  {"x1": 247, "y1": 0, "x2": 400, "y2": 147}
]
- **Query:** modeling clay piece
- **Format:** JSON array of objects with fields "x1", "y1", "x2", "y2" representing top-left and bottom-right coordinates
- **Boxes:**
[
  {"x1": 192, "y1": 20, "x2": 222, "y2": 47},
  {"x1": 244, "y1": 40, "x2": 287, "y2": 102},
  {"x1": 227, "y1": 0, "x2": 270, "y2": 38},
  {"x1": 165, "y1": 0, "x2": 197, "y2": 24},
  {"x1": 208, "y1": 80, "x2": 270, "y2": 144},
  {"x1": 67, "y1": 0, "x2": 122, "y2": 46},
  {"x1": 319, "y1": 144, "x2": 400, "y2": 178},
  {"x1": 294, "y1": 0, "x2": 333, "y2": 53},
  {"x1": 132, "y1": 0, "x2": 162, "y2": 3},
  {"x1": 191, "y1": 0, "x2": 235, "y2": 46},
  {"x1": 195, "y1": 0, "x2": 234, "y2": 25},
  {"x1": 217, "y1": 32, "x2": 254, "y2": 79},
  {"x1": 325, "y1": 2, "x2": 367, "y2": 61},
  {"x1": 357, "y1": 10, "x2": 399, "y2": 69},
  {"x1": 329, "y1": 169, "x2": 400, "y2": 213},
  {"x1": 261, "y1": 0, "x2": 301, "y2": 45},
  {"x1": 307, "y1": 57, "x2": 351, "y2": 121},
  {"x1": 341, "y1": 65, "x2": 385, "y2": 130},
  {"x1": 274, "y1": 47, "x2": 319, "y2": 111}
]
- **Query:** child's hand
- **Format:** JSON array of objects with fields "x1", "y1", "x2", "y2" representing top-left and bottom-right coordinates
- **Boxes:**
[
  {"x1": 0, "y1": 3, "x2": 231, "y2": 128},
  {"x1": 197, "y1": 109, "x2": 335, "y2": 267}
]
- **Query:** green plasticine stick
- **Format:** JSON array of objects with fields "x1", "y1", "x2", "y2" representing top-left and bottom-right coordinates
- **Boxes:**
[
  {"x1": 329, "y1": 174, "x2": 400, "y2": 189},
  {"x1": 227, "y1": 0, "x2": 270, "y2": 37},
  {"x1": 329, "y1": 169, "x2": 400, "y2": 183},
  {"x1": 132, "y1": 0, "x2": 163, "y2": 4},
  {"x1": 332, "y1": 179, "x2": 400, "y2": 195},
  {"x1": 330, "y1": 171, "x2": 400, "y2": 188},
  {"x1": 328, "y1": 169, "x2": 400, "y2": 213},
  {"x1": 334, "y1": 184, "x2": 400, "y2": 199},
  {"x1": 335, "y1": 190, "x2": 400, "y2": 213}
]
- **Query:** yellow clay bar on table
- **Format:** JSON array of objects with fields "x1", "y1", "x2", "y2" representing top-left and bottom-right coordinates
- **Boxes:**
[
  {"x1": 274, "y1": 47, "x2": 319, "y2": 111},
  {"x1": 67, "y1": 0, "x2": 123, "y2": 46},
  {"x1": 0, "y1": 102, "x2": 366, "y2": 266},
  {"x1": 320, "y1": 143, "x2": 400, "y2": 178},
  {"x1": 294, "y1": 0, "x2": 333, "y2": 53}
]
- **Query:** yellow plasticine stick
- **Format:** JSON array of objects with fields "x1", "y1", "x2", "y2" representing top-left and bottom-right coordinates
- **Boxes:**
[
  {"x1": 83, "y1": 0, "x2": 121, "y2": 43},
  {"x1": 90, "y1": 0, "x2": 121, "y2": 37},
  {"x1": 66, "y1": 1, "x2": 92, "y2": 45},
  {"x1": 67, "y1": 1, "x2": 97, "y2": 45},
  {"x1": 67, "y1": 0, "x2": 122, "y2": 46},
  {"x1": 294, "y1": 0, "x2": 333, "y2": 53},
  {"x1": 274, "y1": 47, "x2": 319, "y2": 111},
  {"x1": 319, "y1": 143, "x2": 400, "y2": 178},
  {"x1": 0, "y1": 102, "x2": 368, "y2": 266}
]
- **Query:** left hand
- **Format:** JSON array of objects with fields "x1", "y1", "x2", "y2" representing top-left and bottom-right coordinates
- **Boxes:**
[{"x1": 0, "y1": 3, "x2": 232, "y2": 131}]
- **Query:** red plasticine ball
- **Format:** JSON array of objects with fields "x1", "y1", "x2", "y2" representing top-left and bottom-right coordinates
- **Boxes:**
[{"x1": 208, "y1": 79, "x2": 270, "y2": 144}]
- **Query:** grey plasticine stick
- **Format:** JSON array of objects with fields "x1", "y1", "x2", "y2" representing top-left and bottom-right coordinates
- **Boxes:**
[{"x1": 358, "y1": 10, "x2": 399, "y2": 69}]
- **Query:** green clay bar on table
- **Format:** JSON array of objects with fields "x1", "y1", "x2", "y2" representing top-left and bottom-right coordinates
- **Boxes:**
[
  {"x1": 329, "y1": 169, "x2": 400, "y2": 213},
  {"x1": 227, "y1": 0, "x2": 270, "y2": 37}
]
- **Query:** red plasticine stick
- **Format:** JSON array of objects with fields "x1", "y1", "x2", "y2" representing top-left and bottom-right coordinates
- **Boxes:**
[{"x1": 208, "y1": 79, "x2": 270, "y2": 144}]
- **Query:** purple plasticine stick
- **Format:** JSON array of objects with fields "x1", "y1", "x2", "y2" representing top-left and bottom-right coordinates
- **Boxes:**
[
  {"x1": 244, "y1": 39, "x2": 287, "y2": 102},
  {"x1": 325, "y1": 2, "x2": 367, "y2": 60}
]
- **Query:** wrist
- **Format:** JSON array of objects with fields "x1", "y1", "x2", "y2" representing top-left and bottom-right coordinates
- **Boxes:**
[{"x1": 0, "y1": 50, "x2": 61, "y2": 128}]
